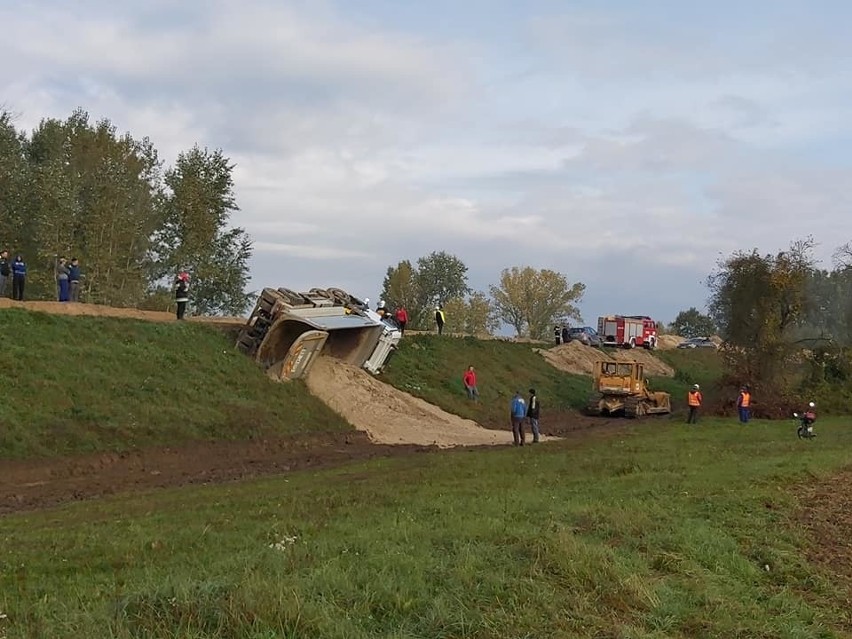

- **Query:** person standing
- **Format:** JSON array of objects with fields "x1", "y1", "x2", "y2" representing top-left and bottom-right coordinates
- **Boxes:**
[
  {"x1": 561, "y1": 326, "x2": 569, "y2": 344},
  {"x1": 11, "y1": 254, "x2": 26, "y2": 301},
  {"x1": 463, "y1": 365, "x2": 479, "y2": 401},
  {"x1": 0, "y1": 250, "x2": 10, "y2": 297},
  {"x1": 554, "y1": 325, "x2": 561, "y2": 345},
  {"x1": 395, "y1": 306, "x2": 408, "y2": 334},
  {"x1": 175, "y1": 272, "x2": 190, "y2": 320},
  {"x1": 56, "y1": 257, "x2": 70, "y2": 302},
  {"x1": 511, "y1": 391, "x2": 527, "y2": 446},
  {"x1": 527, "y1": 388, "x2": 541, "y2": 443},
  {"x1": 68, "y1": 257, "x2": 82, "y2": 302},
  {"x1": 435, "y1": 305, "x2": 446, "y2": 335},
  {"x1": 737, "y1": 385, "x2": 751, "y2": 424},
  {"x1": 686, "y1": 384, "x2": 703, "y2": 424}
]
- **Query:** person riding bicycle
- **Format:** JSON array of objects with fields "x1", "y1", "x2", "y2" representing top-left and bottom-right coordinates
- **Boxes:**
[{"x1": 802, "y1": 401, "x2": 816, "y2": 425}]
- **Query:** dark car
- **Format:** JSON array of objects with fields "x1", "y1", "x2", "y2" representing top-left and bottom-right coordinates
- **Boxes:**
[
  {"x1": 677, "y1": 336, "x2": 717, "y2": 350},
  {"x1": 567, "y1": 326, "x2": 602, "y2": 347}
]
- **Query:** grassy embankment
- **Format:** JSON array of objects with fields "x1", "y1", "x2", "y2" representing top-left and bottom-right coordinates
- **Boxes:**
[
  {"x1": 382, "y1": 335, "x2": 722, "y2": 423},
  {"x1": 1, "y1": 418, "x2": 850, "y2": 637},
  {"x1": 0, "y1": 308, "x2": 348, "y2": 459}
]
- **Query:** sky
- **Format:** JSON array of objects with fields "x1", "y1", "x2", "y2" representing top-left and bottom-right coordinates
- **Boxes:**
[{"x1": 2, "y1": 0, "x2": 851, "y2": 326}]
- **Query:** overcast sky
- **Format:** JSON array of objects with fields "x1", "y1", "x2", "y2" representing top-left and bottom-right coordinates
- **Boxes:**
[{"x1": 2, "y1": 0, "x2": 851, "y2": 325}]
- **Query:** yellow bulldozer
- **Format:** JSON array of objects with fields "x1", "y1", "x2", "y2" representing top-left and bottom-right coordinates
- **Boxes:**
[{"x1": 586, "y1": 360, "x2": 671, "y2": 418}]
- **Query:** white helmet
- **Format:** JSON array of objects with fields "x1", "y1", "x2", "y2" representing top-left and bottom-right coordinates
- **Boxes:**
[
  {"x1": 693, "y1": 384, "x2": 700, "y2": 389},
  {"x1": 808, "y1": 401, "x2": 815, "y2": 408}
]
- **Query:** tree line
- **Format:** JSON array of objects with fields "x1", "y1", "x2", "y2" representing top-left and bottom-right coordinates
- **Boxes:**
[
  {"x1": 702, "y1": 237, "x2": 852, "y2": 414},
  {"x1": 380, "y1": 251, "x2": 585, "y2": 339},
  {"x1": 0, "y1": 108, "x2": 253, "y2": 314}
]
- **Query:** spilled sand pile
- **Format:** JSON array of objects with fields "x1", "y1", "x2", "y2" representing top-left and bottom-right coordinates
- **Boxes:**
[
  {"x1": 304, "y1": 356, "x2": 509, "y2": 448},
  {"x1": 537, "y1": 341, "x2": 675, "y2": 378}
]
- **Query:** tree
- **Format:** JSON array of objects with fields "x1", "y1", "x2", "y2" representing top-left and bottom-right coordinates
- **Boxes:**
[
  {"x1": 26, "y1": 109, "x2": 164, "y2": 304},
  {"x1": 381, "y1": 259, "x2": 419, "y2": 319},
  {"x1": 670, "y1": 307, "x2": 716, "y2": 338},
  {"x1": 0, "y1": 110, "x2": 31, "y2": 261},
  {"x1": 440, "y1": 291, "x2": 500, "y2": 336},
  {"x1": 490, "y1": 266, "x2": 585, "y2": 339},
  {"x1": 707, "y1": 238, "x2": 815, "y2": 402},
  {"x1": 414, "y1": 250, "x2": 470, "y2": 308},
  {"x1": 380, "y1": 251, "x2": 470, "y2": 329},
  {"x1": 152, "y1": 145, "x2": 253, "y2": 315}
]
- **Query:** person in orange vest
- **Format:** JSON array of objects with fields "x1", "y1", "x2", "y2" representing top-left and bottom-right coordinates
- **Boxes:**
[
  {"x1": 687, "y1": 384, "x2": 702, "y2": 424},
  {"x1": 737, "y1": 385, "x2": 751, "y2": 423}
]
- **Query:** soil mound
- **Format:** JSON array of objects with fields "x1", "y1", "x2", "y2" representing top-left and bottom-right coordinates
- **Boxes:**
[
  {"x1": 537, "y1": 341, "x2": 674, "y2": 378},
  {"x1": 616, "y1": 348, "x2": 675, "y2": 377},
  {"x1": 537, "y1": 341, "x2": 605, "y2": 376},
  {"x1": 656, "y1": 334, "x2": 684, "y2": 349},
  {"x1": 304, "y1": 357, "x2": 509, "y2": 448}
]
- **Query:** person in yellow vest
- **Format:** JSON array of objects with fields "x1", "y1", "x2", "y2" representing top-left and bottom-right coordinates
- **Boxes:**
[
  {"x1": 687, "y1": 384, "x2": 702, "y2": 424},
  {"x1": 737, "y1": 385, "x2": 751, "y2": 423}
]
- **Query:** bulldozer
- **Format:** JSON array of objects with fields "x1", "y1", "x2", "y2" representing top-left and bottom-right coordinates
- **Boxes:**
[{"x1": 586, "y1": 360, "x2": 671, "y2": 418}]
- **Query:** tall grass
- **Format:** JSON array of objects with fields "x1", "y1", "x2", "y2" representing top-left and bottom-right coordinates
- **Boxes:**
[
  {"x1": 0, "y1": 309, "x2": 348, "y2": 459},
  {"x1": 1, "y1": 418, "x2": 849, "y2": 638}
]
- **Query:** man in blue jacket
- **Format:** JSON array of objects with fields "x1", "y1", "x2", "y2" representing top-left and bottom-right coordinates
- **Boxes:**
[
  {"x1": 511, "y1": 391, "x2": 527, "y2": 446},
  {"x1": 11, "y1": 254, "x2": 26, "y2": 300}
]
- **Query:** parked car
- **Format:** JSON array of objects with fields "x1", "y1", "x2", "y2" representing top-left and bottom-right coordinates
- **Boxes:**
[
  {"x1": 567, "y1": 326, "x2": 603, "y2": 347},
  {"x1": 677, "y1": 337, "x2": 717, "y2": 350}
]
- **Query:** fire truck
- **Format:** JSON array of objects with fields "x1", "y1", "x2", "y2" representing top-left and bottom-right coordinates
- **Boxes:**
[{"x1": 597, "y1": 315, "x2": 658, "y2": 349}]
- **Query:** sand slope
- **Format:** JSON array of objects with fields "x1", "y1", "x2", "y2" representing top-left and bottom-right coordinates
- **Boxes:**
[{"x1": 304, "y1": 356, "x2": 513, "y2": 448}]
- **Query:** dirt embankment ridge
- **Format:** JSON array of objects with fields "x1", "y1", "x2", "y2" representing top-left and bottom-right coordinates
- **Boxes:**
[
  {"x1": 537, "y1": 341, "x2": 675, "y2": 378},
  {"x1": 305, "y1": 356, "x2": 527, "y2": 448},
  {"x1": 0, "y1": 298, "x2": 244, "y2": 326}
]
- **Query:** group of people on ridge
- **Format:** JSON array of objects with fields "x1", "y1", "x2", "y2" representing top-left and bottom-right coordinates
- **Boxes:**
[
  {"x1": 0, "y1": 252, "x2": 82, "y2": 302},
  {"x1": 370, "y1": 300, "x2": 449, "y2": 336}
]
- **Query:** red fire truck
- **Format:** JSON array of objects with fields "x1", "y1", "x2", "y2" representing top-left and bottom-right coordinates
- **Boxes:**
[{"x1": 596, "y1": 315, "x2": 658, "y2": 349}]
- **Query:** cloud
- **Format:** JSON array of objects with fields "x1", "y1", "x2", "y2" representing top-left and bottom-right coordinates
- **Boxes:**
[{"x1": 1, "y1": 0, "x2": 851, "y2": 325}]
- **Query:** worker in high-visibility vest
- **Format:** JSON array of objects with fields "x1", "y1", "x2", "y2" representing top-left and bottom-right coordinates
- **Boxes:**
[
  {"x1": 737, "y1": 385, "x2": 751, "y2": 423},
  {"x1": 686, "y1": 384, "x2": 703, "y2": 424}
]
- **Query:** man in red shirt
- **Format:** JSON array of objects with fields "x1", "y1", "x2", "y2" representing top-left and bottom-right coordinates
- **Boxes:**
[
  {"x1": 463, "y1": 365, "x2": 479, "y2": 401},
  {"x1": 395, "y1": 306, "x2": 408, "y2": 334}
]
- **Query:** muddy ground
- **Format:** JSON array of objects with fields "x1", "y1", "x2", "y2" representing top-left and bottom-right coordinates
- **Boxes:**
[
  {"x1": 795, "y1": 468, "x2": 852, "y2": 629},
  {"x1": 0, "y1": 413, "x2": 632, "y2": 516}
]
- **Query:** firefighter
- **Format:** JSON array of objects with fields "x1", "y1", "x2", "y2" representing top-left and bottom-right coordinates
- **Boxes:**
[
  {"x1": 737, "y1": 385, "x2": 751, "y2": 424},
  {"x1": 686, "y1": 384, "x2": 702, "y2": 424},
  {"x1": 554, "y1": 325, "x2": 561, "y2": 345}
]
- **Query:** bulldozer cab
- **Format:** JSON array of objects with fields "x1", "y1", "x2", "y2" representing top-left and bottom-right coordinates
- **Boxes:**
[{"x1": 595, "y1": 361, "x2": 646, "y2": 395}]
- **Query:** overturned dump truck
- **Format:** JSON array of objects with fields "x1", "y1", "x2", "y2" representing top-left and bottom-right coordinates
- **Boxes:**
[{"x1": 235, "y1": 287, "x2": 402, "y2": 381}]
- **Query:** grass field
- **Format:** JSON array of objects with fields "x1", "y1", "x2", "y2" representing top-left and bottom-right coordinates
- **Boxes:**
[
  {"x1": 381, "y1": 335, "x2": 592, "y2": 424},
  {"x1": 0, "y1": 309, "x2": 348, "y2": 459},
  {"x1": 2, "y1": 418, "x2": 849, "y2": 638},
  {"x1": 382, "y1": 335, "x2": 722, "y2": 423}
]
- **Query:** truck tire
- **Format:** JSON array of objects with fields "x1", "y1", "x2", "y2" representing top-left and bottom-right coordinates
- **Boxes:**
[{"x1": 277, "y1": 288, "x2": 306, "y2": 306}]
